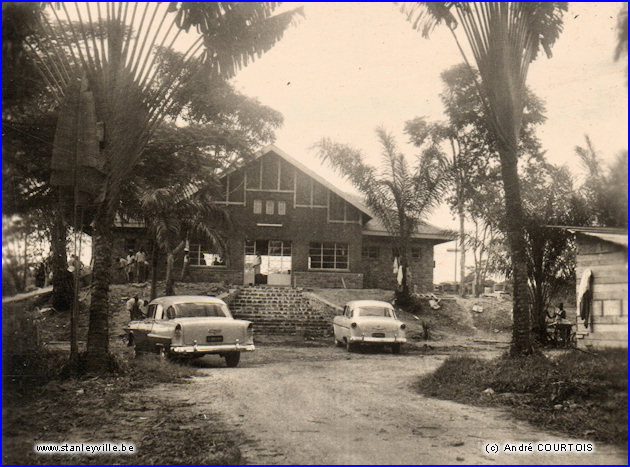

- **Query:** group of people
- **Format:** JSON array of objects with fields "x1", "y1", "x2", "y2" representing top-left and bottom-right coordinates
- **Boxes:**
[{"x1": 119, "y1": 248, "x2": 149, "y2": 283}]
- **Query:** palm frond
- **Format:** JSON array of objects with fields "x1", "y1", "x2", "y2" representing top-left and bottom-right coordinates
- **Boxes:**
[{"x1": 20, "y1": 2, "x2": 302, "y2": 214}]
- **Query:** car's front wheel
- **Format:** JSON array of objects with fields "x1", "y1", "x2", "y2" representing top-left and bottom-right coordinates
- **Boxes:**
[
  {"x1": 224, "y1": 352, "x2": 241, "y2": 367},
  {"x1": 345, "y1": 339, "x2": 355, "y2": 353},
  {"x1": 391, "y1": 343, "x2": 401, "y2": 354},
  {"x1": 334, "y1": 336, "x2": 343, "y2": 347}
]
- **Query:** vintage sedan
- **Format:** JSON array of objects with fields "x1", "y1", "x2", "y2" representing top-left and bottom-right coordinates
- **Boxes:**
[
  {"x1": 333, "y1": 300, "x2": 407, "y2": 353},
  {"x1": 124, "y1": 295, "x2": 254, "y2": 367}
]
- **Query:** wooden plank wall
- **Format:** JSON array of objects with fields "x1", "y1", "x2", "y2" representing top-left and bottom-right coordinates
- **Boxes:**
[{"x1": 575, "y1": 235, "x2": 628, "y2": 349}]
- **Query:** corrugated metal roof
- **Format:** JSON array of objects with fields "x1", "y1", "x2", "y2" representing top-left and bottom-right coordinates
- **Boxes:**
[
  {"x1": 574, "y1": 231, "x2": 628, "y2": 248},
  {"x1": 550, "y1": 226, "x2": 628, "y2": 249}
]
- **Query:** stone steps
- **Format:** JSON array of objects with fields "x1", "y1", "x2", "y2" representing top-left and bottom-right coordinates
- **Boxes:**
[{"x1": 228, "y1": 286, "x2": 332, "y2": 336}]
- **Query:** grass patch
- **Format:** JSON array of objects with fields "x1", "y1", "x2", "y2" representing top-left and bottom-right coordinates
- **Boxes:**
[
  {"x1": 416, "y1": 349, "x2": 627, "y2": 446},
  {"x1": 2, "y1": 356, "x2": 241, "y2": 464}
]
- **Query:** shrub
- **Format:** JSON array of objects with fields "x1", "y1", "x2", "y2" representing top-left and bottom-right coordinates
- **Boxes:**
[
  {"x1": 416, "y1": 349, "x2": 628, "y2": 446},
  {"x1": 2, "y1": 305, "x2": 66, "y2": 392}
]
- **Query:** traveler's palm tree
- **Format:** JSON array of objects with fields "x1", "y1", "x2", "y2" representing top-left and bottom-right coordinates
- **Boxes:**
[
  {"x1": 401, "y1": 2, "x2": 567, "y2": 354},
  {"x1": 315, "y1": 127, "x2": 448, "y2": 299},
  {"x1": 11, "y1": 2, "x2": 302, "y2": 372},
  {"x1": 139, "y1": 185, "x2": 230, "y2": 298}
]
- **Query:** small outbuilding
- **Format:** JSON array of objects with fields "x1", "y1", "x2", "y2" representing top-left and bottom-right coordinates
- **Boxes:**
[{"x1": 566, "y1": 227, "x2": 627, "y2": 349}]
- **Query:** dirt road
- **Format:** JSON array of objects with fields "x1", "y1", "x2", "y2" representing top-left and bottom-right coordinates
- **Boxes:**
[{"x1": 150, "y1": 344, "x2": 626, "y2": 465}]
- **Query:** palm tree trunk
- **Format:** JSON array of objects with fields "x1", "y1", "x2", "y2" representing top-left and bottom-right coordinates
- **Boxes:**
[
  {"x1": 531, "y1": 279, "x2": 547, "y2": 344},
  {"x1": 51, "y1": 199, "x2": 73, "y2": 311},
  {"x1": 164, "y1": 251, "x2": 175, "y2": 296},
  {"x1": 458, "y1": 198, "x2": 466, "y2": 297},
  {"x1": 86, "y1": 207, "x2": 115, "y2": 373},
  {"x1": 498, "y1": 148, "x2": 532, "y2": 355},
  {"x1": 150, "y1": 241, "x2": 158, "y2": 300}
]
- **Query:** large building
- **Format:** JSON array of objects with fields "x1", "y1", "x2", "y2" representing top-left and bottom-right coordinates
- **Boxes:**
[{"x1": 115, "y1": 145, "x2": 451, "y2": 290}]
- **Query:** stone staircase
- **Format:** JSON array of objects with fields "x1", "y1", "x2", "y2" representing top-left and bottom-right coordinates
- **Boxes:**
[{"x1": 227, "y1": 286, "x2": 333, "y2": 336}]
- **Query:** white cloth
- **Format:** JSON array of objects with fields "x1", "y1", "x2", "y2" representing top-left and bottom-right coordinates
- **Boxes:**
[
  {"x1": 392, "y1": 257, "x2": 399, "y2": 274},
  {"x1": 397, "y1": 265, "x2": 403, "y2": 285},
  {"x1": 577, "y1": 269, "x2": 592, "y2": 317}
]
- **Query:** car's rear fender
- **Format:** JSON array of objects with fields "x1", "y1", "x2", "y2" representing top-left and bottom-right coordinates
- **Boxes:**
[{"x1": 172, "y1": 318, "x2": 253, "y2": 346}]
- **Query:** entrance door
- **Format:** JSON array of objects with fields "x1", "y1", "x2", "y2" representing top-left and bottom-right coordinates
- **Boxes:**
[{"x1": 244, "y1": 240, "x2": 292, "y2": 286}]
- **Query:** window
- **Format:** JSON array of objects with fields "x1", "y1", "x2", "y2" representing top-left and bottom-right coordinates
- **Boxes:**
[
  {"x1": 356, "y1": 306, "x2": 393, "y2": 318},
  {"x1": 174, "y1": 302, "x2": 229, "y2": 318},
  {"x1": 411, "y1": 247, "x2": 421, "y2": 258},
  {"x1": 265, "y1": 200, "x2": 275, "y2": 215},
  {"x1": 362, "y1": 246, "x2": 379, "y2": 259},
  {"x1": 329, "y1": 192, "x2": 345, "y2": 220},
  {"x1": 253, "y1": 199, "x2": 262, "y2": 214},
  {"x1": 278, "y1": 201, "x2": 286, "y2": 215},
  {"x1": 189, "y1": 243, "x2": 226, "y2": 267},
  {"x1": 309, "y1": 242, "x2": 349, "y2": 270}
]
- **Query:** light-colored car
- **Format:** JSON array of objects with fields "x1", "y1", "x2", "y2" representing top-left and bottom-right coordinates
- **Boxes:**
[
  {"x1": 124, "y1": 295, "x2": 254, "y2": 367},
  {"x1": 333, "y1": 300, "x2": 407, "y2": 353}
]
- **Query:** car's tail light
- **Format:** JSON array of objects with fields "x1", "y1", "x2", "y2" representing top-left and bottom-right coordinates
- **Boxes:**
[
  {"x1": 351, "y1": 322, "x2": 357, "y2": 328},
  {"x1": 172, "y1": 324, "x2": 183, "y2": 345},
  {"x1": 400, "y1": 324, "x2": 406, "y2": 330}
]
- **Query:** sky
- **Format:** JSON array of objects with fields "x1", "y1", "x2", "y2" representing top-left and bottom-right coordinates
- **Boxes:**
[{"x1": 229, "y1": 2, "x2": 628, "y2": 283}]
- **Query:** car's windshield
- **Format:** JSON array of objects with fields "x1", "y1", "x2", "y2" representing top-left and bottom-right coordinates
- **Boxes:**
[
  {"x1": 173, "y1": 303, "x2": 231, "y2": 318},
  {"x1": 356, "y1": 306, "x2": 393, "y2": 318}
]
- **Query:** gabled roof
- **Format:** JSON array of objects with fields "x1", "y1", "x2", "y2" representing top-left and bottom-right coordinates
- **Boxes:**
[
  {"x1": 253, "y1": 145, "x2": 373, "y2": 217},
  {"x1": 550, "y1": 226, "x2": 628, "y2": 248}
]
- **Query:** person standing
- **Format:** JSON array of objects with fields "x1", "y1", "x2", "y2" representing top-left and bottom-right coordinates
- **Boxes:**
[
  {"x1": 135, "y1": 248, "x2": 147, "y2": 282},
  {"x1": 180, "y1": 248, "x2": 192, "y2": 281},
  {"x1": 126, "y1": 250, "x2": 136, "y2": 283},
  {"x1": 119, "y1": 256, "x2": 129, "y2": 282}
]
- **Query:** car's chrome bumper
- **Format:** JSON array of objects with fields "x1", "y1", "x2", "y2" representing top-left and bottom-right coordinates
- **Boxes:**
[
  {"x1": 348, "y1": 336, "x2": 406, "y2": 344},
  {"x1": 170, "y1": 343, "x2": 255, "y2": 354}
]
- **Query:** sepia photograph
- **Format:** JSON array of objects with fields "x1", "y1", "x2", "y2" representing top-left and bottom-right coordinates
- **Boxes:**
[{"x1": 2, "y1": 2, "x2": 627, "y2": 464}]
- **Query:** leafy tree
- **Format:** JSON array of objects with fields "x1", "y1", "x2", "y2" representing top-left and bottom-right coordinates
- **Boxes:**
[
  {"x1": 2, "y1": 38, "x2": 75, "y2": 311},
  {"x1": 615, "y1": 3, "x2": 627, "y2": 78},
  {"x1": 405, "y1": 63, "x2": 546, "y2": 296},
  {"x1": 575, "y1": 137, "x2": 628, "y2": 228},
  {"x1": 521, "y1": 161, "x2": 590, "y2": 343},
  {"x1": 11, "y1": 2, "x2": 303, "y2": 373},
  {"x1": 401, "y1": 2, "x2": 568, "y2": 355},
  {"x1": 314, "y1": 127, "x2": 448, "y2": 301}
]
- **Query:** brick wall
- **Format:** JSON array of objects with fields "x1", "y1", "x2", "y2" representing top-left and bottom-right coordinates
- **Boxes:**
[
  {"x1": 293, "y1": 271, "x2": 363, "y2": 288},
  {"x1": 189, "y1": 268, "x2": 243, "y2": 285},
  {"x1": 360, "y1": 236, "x2": 436, "y2": 292}
]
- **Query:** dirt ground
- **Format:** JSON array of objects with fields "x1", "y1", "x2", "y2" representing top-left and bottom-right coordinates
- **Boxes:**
[
  {"x1": 147, "y1": 343, "x2": 626, "y2": 465},
  {"x1": 7, "y1": 285, "x2": 626, "y2": 464}
]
